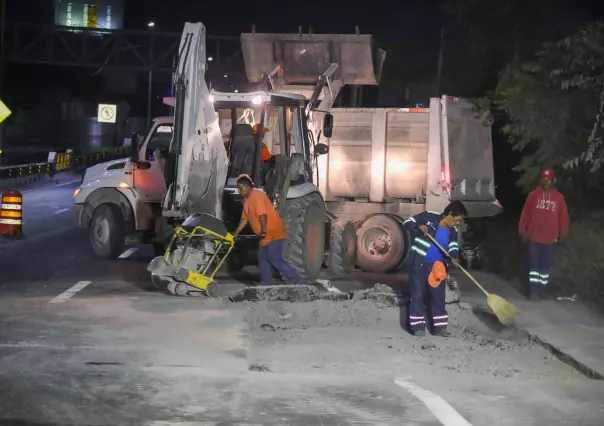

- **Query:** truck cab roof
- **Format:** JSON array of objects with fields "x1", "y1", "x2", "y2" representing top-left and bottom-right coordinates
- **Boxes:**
[
  {"x1": 163, "y1": 91, "x2": 306, "y2": 110},
  {"x1": 212, "y1": 90, "x2": 306, "y2": 105}
]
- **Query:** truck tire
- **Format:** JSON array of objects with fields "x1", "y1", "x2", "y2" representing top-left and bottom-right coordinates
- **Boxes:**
[
  {"x1": 326, "y1": 220, "x2": 357, "y2": 276},
  {"x1": 356, "y1": 213, "x2": 407, "y2": 273},
  {"x1": 283, "y1": 192, "x2": 326, "y2": 281},
  {"x1": 384, "y1": 213, "x2": 412, "y2": 271},
  {"x1": 89, "y1": 203, "x2": 126, "y2": 259}
]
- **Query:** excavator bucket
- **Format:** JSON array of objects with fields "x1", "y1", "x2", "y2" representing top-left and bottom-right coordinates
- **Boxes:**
[{"x1": 240, "y1": 32, "x2": 385, "y2": 86}]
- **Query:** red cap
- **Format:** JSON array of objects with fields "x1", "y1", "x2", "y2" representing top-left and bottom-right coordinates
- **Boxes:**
[{"x1": 541, "y1": 168, "x2": 555, "y2": 178}]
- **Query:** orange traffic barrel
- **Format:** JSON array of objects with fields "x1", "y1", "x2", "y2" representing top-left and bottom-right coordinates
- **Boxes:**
[{"x1": 0, "y1": 190, "x2": 23, "y2": 237}]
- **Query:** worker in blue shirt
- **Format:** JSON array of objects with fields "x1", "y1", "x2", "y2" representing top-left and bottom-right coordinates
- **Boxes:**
[{"x1": 402, "y1": 201, "x2": 467, "y2": 337}]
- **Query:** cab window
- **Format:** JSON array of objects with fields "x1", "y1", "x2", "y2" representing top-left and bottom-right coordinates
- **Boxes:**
[{"x1": 145, "y1": 124, "x2": 173, "y2": 161}]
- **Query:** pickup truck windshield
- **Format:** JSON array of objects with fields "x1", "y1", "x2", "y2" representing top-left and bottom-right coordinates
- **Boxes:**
[{"x1": 145, "y1": 123, "x2": 173, "y2": 160}]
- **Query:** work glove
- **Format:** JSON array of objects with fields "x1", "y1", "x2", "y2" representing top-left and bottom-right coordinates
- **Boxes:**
[{"x1": 418, "y1": 225, "x2": 429, "y2": 235}]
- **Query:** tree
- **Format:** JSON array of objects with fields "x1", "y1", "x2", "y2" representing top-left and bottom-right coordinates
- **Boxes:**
[
  {"x1": 495, "y1": 21, "x2": 604, "y2": 196},
  {"x1": 442, "y1": 0, "x2": 587, "y2": 98}
]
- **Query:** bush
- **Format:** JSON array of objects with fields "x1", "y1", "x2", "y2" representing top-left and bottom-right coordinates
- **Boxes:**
[{"x1": 553, "y1": 212, "x2": 604, "y2": 309}]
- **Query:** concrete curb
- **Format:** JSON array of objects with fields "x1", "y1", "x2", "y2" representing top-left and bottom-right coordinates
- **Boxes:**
[
  {"x1": 21, "y1": 179, "x2": 81, "y2": 193},
  {"x1": 468, "y1": 299, "x2": 604, "y2": 380},
  {"x1": 528, "y1": 334, "x2": 604, "y2": 380},
  {"x1": 0, "y1": 174, "x2": 80, "y2": 192},
  {"x1": 0, "y1": 173, "x2": 50, "y2": 190}
]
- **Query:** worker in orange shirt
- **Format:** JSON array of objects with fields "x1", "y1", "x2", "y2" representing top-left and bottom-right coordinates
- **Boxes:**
[
  {"x1": 252, "y1": 124, "x2": 272, "y2": 162},
  {"x1": 233, "y1": 174, "x2": 304, "y2": 285}
]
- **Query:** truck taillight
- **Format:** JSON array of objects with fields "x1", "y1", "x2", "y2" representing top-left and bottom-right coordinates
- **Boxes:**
[{"x1": 441, "y1": 168, "x2": 450, "y2": 184}]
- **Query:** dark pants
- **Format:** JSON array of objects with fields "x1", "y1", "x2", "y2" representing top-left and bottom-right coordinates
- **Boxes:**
[
  {"x1": 258, "y1": 239, "x2": 301, "y2": 285},
  {"x1": 408, "y1": 261, "x2": 448, "y2": 334},
  {"x1": 528, "y1": 242, "x2": 554, "y2": 294}
]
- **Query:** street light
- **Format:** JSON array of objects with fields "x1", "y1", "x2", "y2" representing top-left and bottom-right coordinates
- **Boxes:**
[
  {"x1": 208, "y1": 57, "x2": 213, "y2": 61},
  {"x1": 147, "y1": 21, "x2": 155, "y2": 28}
]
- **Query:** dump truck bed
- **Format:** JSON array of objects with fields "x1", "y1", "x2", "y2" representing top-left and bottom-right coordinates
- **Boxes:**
[{"x1": 319, "y1": 96, "x2": 500, "y2": 219}]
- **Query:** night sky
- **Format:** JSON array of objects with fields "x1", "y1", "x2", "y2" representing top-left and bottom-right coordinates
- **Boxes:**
[{"x1": 4, "y1": 0, "x2": 444, "y2": 99}]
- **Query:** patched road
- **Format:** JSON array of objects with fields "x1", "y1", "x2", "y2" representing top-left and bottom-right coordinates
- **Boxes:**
[{"x1": 0, "y1": 183, "x2": 603, "y2": 425}]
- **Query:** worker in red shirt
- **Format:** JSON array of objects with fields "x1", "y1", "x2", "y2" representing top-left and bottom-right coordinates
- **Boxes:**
[{"x1": 518, "y1": 168, "x2": 569, "y2": 300}]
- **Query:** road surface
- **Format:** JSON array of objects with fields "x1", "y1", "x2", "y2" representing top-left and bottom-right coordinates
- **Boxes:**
[{"x1": 0, "y1": 182, "x2": 603, "y2": 425}]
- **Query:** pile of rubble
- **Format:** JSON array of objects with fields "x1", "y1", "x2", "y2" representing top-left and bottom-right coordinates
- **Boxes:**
[
  {"x1": 228, "y1": 277, "x2": 460, "y2": 307},
  {"x1": 229, "y1": 282, "x2": 402, "y2": 306}
]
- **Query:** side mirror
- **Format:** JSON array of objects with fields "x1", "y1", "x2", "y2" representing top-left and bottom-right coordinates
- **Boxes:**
[
  {"x1": 322, "y1": 113, "x2": 333, "y2": 138},
  {"x1": 314, "y1": 143, "x2": 329, "y2": 156},
  {"x1": 130, "y1": 132, "x2": 140, "y2": 163}
]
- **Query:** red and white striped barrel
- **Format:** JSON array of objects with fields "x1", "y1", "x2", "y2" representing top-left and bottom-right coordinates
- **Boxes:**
[{"x1": 0, "y1": 190, "x2": 23, "y2": 237}]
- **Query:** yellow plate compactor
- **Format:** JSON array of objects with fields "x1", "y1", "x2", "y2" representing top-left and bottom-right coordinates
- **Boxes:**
[{"x1": 147, "y1": 213, "x2": 235, "y2": 297}]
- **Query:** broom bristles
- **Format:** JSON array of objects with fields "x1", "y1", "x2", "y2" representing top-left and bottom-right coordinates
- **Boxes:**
[{"x1": 488, "y1": 294, "x2": 518, "y2": 326}]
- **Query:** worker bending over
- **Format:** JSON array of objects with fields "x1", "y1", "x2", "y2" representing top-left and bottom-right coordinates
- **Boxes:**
[
  {"x1": 233, "y1": 174, "x2": 304, "y2": 285},
  {"x1": 518, "y1": 168, "x2": 569, "y2": 300},
  {"x1": 403, "y1": 201, "x2": 467, "y2": 337}
]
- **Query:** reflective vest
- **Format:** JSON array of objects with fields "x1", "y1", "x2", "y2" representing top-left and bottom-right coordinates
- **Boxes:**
[{"x1": 403, "y1": 211, "x2": 460, "y2": 265}]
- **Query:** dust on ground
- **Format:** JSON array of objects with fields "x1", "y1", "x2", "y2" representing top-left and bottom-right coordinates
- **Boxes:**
[{"x1": 241, "y1": 284, "x2": 583, "y2": 381}]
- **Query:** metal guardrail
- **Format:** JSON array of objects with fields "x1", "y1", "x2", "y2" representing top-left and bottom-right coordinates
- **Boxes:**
[{"x1": 0, "y1": 147, "x2": 130, "y2": 180}]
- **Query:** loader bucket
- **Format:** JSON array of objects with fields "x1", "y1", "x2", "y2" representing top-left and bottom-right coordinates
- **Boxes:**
[{"x1": 240, "y1": 32, "x2": 385, "y2": 86}]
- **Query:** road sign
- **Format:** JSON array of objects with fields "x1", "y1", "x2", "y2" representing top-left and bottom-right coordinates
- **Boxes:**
[
  {"x1": 97, "y1": 104, "x2": 117, "y2": 123},
  {"x1": 0, "y1": 99, "x2": 12, "y2": 124}
]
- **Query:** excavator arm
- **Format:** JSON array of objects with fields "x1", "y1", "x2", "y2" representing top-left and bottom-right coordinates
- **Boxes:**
[{"x1": 163, "y1": 22, "x2": 229, "y2": 220}]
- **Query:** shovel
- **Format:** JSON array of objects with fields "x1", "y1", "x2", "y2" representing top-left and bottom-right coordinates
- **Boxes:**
[{"x1": 424, "y1": 232, "x2": 518, "y2": 326}]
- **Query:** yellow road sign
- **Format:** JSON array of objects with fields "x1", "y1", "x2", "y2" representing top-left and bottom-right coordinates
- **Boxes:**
[
  {"x1": 97, "y1": 103, "x2": 117, "y2": 123},
  {"x1": 0, "y1": 99, "x2": 12, "y2": 124}
]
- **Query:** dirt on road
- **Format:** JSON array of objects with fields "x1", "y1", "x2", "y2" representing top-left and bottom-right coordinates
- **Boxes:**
[{"x1": 239, "y1": 286, "x2": 583, "y2": 381}]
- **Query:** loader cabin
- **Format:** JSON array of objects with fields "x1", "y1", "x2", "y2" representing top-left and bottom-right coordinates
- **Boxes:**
[
  {"x1": 208, "y1": 91, "x2": 331, "y2": 245},
  {"x1": 209, "y1": 91, "x2": 330, "y2": 190}
]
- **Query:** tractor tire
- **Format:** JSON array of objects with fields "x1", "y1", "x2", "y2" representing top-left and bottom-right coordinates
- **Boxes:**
[
  {"x1": 326, "y1": 219, "x2": 357, "y2": 276},
  {"x1": 282, "y1": 192, "x2": 326, "y2": 281},
  {"x1": 89, "y1": 203, "x2": 126, "y2": 259},
  {"x1": 356, "y1": 213, "x2": 408, "y2": 273}
]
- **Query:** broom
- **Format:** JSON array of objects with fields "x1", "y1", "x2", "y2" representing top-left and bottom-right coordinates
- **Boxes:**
[{"x1": 424, "y1": 232, "x2": 518, "y2": 326}]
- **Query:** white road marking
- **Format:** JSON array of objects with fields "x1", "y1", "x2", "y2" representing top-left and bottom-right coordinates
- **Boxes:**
[
  {"x1": 395, "y1": 379, "x2": 472, "y2": 426},
  {"x1": 53, "y1": 208, "x2": 70, "y2": 214},
  {"x1": 49, "y1": 281, "x2": 92, "y2": 304},
  {"x1": 119, "y1": 247, "x2": 138, "y2": 258}
]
